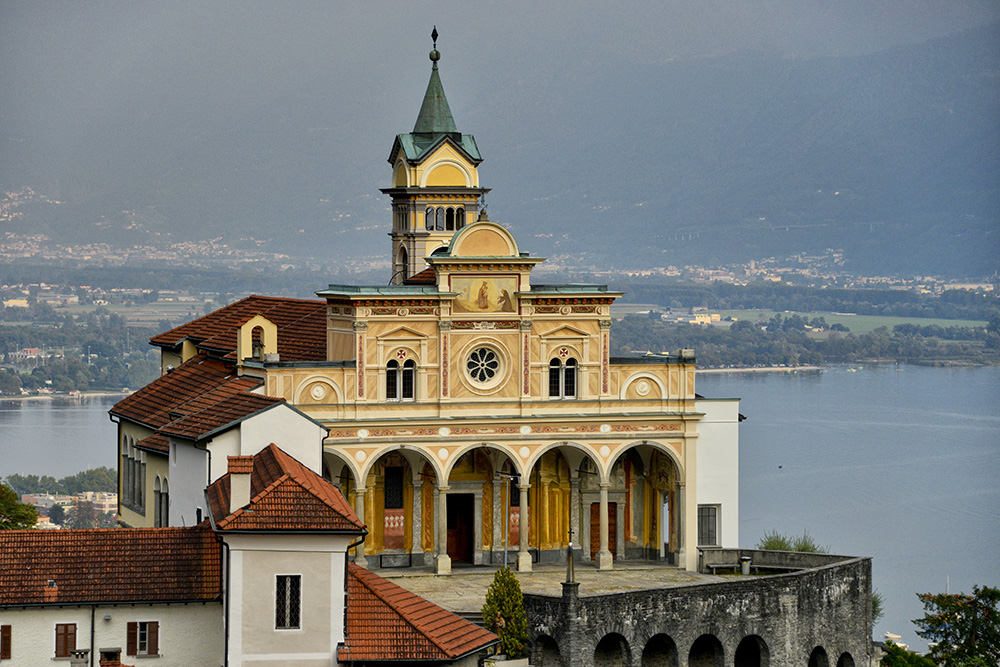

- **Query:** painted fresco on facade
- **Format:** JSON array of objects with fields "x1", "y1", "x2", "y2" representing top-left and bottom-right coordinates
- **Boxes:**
[{"x1": 452, "y1": 276, "x2": 517, "y2": 313}]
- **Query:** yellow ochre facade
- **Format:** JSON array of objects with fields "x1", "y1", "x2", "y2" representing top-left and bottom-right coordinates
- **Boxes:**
[{"x1": 118, "y1": 35, "x2": 740, "y2": 576}]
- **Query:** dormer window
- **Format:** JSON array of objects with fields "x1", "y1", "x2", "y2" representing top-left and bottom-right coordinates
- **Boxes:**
[
  {"x1": 386, "y1": 359, "x2": 416, "y2": 401},
  {"x1": 548, "y1": 357, "x2": 577, "y2": 399}
]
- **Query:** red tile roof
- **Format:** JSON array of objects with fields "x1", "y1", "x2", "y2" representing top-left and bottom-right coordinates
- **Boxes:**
[
  {"x1": 403, "y1": 267, "x2": 436, "y2": 285},
  {"x1": 150, "y1": 295, "x2": 326, "y2": 362},
  {"x1": 339, "y1": 563, "x2": 498, "y2": 662},
  {"x1": 135, "y1": 432, "x2": 169, "y2": 454},
  {"x1": 206, "y1": 444, "x2": 365, "y2": 533},
  {"x1": 110, "y1": 354, "x2": 282, "y2": 441},
  {"x1": 227, "y1": 455, "x2": 253, "y2": 474},
  {"x1": 0, "y1": 526, "x2": 221, "y2": 606}
]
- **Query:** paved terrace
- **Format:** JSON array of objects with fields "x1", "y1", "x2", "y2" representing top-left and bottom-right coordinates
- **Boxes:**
[{"x1": 371, "y1": 562, "x2": 724, "y2": 616}]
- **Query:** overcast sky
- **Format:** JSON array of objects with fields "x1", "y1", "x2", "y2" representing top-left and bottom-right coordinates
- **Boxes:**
[{"x1": 3, "y1": 0, "x2": 999, "y2": 151}]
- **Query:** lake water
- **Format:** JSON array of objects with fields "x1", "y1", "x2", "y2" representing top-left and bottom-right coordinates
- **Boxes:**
[
  {"x1": 699, "y1": 364, "x2": 1000, "y2": 651},
  {"x1": 1, "y1": 367, "x2": 997, "y2": 650}
]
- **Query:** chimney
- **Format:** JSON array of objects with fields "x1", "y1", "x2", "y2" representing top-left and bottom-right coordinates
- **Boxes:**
[
  {"x1": 44, "y1": 579, "x2": 58, "y2": 603},
  {"x1": 228, "y1": 456, "x2": 254, "y2": 514}
]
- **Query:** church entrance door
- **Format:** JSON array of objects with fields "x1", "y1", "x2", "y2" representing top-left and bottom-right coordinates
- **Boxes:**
[
  {"x1": 447, "y1": 494, "x2": 474, "y2": 563},
  {"x1": 589, "y1": 502, "x2": 616, "y2": 560}
]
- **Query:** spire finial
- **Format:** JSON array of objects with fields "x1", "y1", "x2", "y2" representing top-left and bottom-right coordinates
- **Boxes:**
[{"x1": 429, "y1": 26, "x2": 440, "y2": 68}]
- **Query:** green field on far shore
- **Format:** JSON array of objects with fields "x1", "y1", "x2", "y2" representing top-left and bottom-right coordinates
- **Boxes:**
[{"x1": 611, "y1": 304, "x2": 987, "y2": 335}]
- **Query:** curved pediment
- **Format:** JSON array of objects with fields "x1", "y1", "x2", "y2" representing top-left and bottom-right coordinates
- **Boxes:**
[{"x1": 447, "y1": 220, "x2": 520, "y2": 258}]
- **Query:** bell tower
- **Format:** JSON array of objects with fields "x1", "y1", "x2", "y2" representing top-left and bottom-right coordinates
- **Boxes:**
[{"x1": 382, "y1": 28, "x2": 489, "y2": 283}]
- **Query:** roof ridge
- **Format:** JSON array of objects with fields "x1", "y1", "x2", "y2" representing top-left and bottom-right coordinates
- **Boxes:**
[{"x1": 347, "y1": 563, "x2": 459, "y2": 655}]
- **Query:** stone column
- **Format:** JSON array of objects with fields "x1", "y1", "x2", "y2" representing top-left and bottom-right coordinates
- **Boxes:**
[
  {"x1": 435, "y1": 483, "x2": 451, "y2": 575},
  {"x1": 353, "y1": 486, "x2": 368, "y2": 568},
  {"x1": 615, "y1": 499, "x2": 625, "y2": 561},
  {"x1": 517, "y1": 483, "x2": 532, "y2": 572},
  {"x1": 597, "y1": 482, "x2": 613, "y2": 570},
  {"x1": 569, "y1": 473, "x2": 581, "y2": 560},
  {"x1": 678, "y1": 480, "x2": 688, "y2": 571},
  {"x1": 473, "y1": 490, "x2": 484, "y2": 564},
  {"x1": 492, "y1": 479, "x2": 503, "y2": 565},
  {"x1": 410, "y1": 470, "x2": 423, "y2": 566}
]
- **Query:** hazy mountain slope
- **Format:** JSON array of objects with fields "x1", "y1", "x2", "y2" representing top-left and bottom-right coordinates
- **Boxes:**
[{"x1": 2, "y1": 23, "x2": 997, "y2": 276}]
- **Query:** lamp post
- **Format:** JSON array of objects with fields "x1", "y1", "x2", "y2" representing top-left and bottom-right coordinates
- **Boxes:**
[{"x1": 495, "y1": 471, "x2": 519, "y2": 568}]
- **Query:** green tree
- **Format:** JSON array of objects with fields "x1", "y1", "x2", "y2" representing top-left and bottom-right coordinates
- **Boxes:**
[
  {"x1": 48, "y1": 504, "x2": 66, "y2": 526},
  {"x1": 0, "y1": 482, "x2": 38, "y2": 529},
  {"x1": 881, "y1": 641, "x2": 936, "y2": 667},
  {"x1": 68, "y1": 500, "x2": 98, "y2": 529},
  {"x1": 481, "y1": 568, "x2": 528, "y2": 658},
  {"x1": 914, "y1": 585, "x2": 1000, "y2": 666}
]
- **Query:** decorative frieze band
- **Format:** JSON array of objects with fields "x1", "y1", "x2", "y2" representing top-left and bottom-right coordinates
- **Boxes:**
[{"x1": 326, "y1": 422, "x2": 681, "y2": 440}]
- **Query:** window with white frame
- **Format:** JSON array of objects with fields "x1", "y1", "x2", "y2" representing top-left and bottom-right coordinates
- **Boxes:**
[
  {"x1": 697, "y1": 505, "x2": 720, "y2": 547},
  {"x1": 55, "y1": 623, "x2": 76, "y2": 658},
  {"x1": 127, "y1": 621, "x2": 159, "y2": 656},
  {"x1": 548, "y1": 357, "x2": 577, "y2": 399},
  {"x1": 386, "y1": 358, "x2": 416, "y2": 400},
  {"x1": 275, "y1": 575, "x2": 302, "y2": 629}
]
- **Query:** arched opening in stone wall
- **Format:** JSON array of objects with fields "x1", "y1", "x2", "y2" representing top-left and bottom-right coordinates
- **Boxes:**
[
  {"x1": 594, "y1": 633, "x2": 631, "y2": 667},
  {"x1": 532, "y1": 634, "x2": 561, "y2": 666},
  {"x1": 735, "y1": 635, "x2": 770, "y2": 667},
  {"x1": 808, "y1": 646, "x2": 830, "y2": 667},
  {"x1": 641, "y1": 633, "x2": 678, "y2": 667},
  {"x1": 836, "y1": 653, "x2": 855, "y2": 667},
  {"x1": 688, "y1": 634, "x2": 724, "y2": 667}
]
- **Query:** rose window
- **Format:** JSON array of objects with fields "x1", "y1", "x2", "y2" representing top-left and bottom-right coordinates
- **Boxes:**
[{"x1": 466, "y1": 347, "x2": 500, "y2": 383}]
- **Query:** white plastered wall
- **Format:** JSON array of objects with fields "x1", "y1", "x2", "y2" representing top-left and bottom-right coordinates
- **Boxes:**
[
  {"x1": 224, "y1": 533, "x2": 352, "y2": 667},
  {"x1": 695, "y1": 397, "x2": 741, "y2": 548},
  {"x1": 237, "y1": 404, "x2": 325, "y2": 474},
  {"x1": 0, "y1": 602, "x2": 221, "y2": 666}
]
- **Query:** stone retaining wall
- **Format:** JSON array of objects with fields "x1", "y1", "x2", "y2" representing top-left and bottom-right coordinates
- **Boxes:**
[{"x1": 525, "y1": 552, "x2": 871, "y2": 667}]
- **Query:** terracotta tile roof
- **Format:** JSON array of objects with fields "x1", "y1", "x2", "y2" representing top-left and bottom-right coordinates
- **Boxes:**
[
  {"x1": 135, "y1": 432, "x2": 169, "y2": 454},
  {"x1": 0, "y1": 526, "x2": 221, "y2": 606},
  {"x1": 339, "y1": 563, "x2": 498, "y2": 662},
  {"x1": 228, "y1": 455, "x2": 254, "y2": 474},
  {"x1": 207, "y1": 444, "x2": 365, "y2": 533},
  {"x1": 403, "y1": 267, "x2": 436, "y2": 285},
  {"x1": 149, "y1": 295, "x2": 326, "y2": 361},
  {"x1": 110, "y1": 354, "x2": 282, "y2": 441}
]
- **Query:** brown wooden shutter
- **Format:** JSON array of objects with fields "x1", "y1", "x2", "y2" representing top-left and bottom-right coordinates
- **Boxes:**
[
  {"x1": 55, "y1": 623, "x2": 76, "y2": 658},
  {"x1": 1, "y1": 624, "x2": 11, "y2": 659},
  {"x1": 126, "y1": 622, "x2": 137, "y2": 656},
  {"x1": 147, "y1": 622, "x2": 158, "y2": 656}
]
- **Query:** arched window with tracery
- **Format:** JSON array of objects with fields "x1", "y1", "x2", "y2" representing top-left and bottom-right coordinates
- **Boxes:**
[
  {"x1": 456, "y1": 207, "x2": 466, "y2": 229},
  {"x1": 386, "y1": 358, "x2": 416, "y2": 401},
  {"x1": 436, "y1": 208, "x2": 445, "y2": 230},
  {"x1": 549, "y1": 357, "x2": 577, "y2": 399},
  {"x1": 425, "y1": 207, "x2": 434, "y2": 230}
]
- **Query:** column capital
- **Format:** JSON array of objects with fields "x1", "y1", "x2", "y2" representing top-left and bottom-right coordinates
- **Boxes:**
[{"x1": 352, "y1": 321, "x2": 368, "y2": 332}]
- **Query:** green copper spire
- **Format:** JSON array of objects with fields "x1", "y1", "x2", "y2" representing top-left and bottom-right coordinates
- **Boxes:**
[{"x1": 413, "y1": 26, "x2": 458, "y2": 135}]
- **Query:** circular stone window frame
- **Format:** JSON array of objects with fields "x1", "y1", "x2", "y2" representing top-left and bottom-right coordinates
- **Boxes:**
[{"x1": 458, "y1": 339, "x2": 510, "y2": 395}]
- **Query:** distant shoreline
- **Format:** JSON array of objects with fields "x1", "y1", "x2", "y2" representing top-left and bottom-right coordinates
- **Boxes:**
[
  {"x1": 0, "y1": 391, "x2": 128, "y2": 403},
  {"x1": 697, "y1": 365, "x2": 825, "y2": 374}
]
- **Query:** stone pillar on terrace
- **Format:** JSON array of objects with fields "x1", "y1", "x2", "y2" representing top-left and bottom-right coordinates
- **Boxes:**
[
  {"x1": 491, "y1": 478, "x2": 504, "y2": 565},
  {"x1": 517, "y1": 483, "x2": 532, "y2": 572},
  {"x1": 597, "y1": 481, "x2": 613, "y2": 570},
  {"x1": 353, "y1": 486, "x2": 368, "y2": 568},
  {"x1": 410, "y1": 469, "x2": 424, "y2": 566},
  {"x1": 435, "y1": 483, "x2": 451, "y2": 575},
  {"x1": 569, "y1": 473, "x2": 581, "y2": 560}
]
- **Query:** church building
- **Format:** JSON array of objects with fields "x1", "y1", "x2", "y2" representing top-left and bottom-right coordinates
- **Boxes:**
[{"x1": 110, "y1": 32, "x2": 741, "y2": 576}]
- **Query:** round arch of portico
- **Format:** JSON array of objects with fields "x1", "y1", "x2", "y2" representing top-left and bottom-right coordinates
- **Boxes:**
[
  {"x1": 606, "y1": 439, "x2": 686, "y2": 482},
  {"x1": 356, "y1": 443, "x2": 445, "y2": 488},
  {"x1": 523, "y1": 440, "x2": 603, "y2": 482},
  {"x1": 441, "y1": 441, "x2": 525, "y2": 481},
  {"x1": 322, "y1": 447, "x2": 360, "y2": 486}
]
